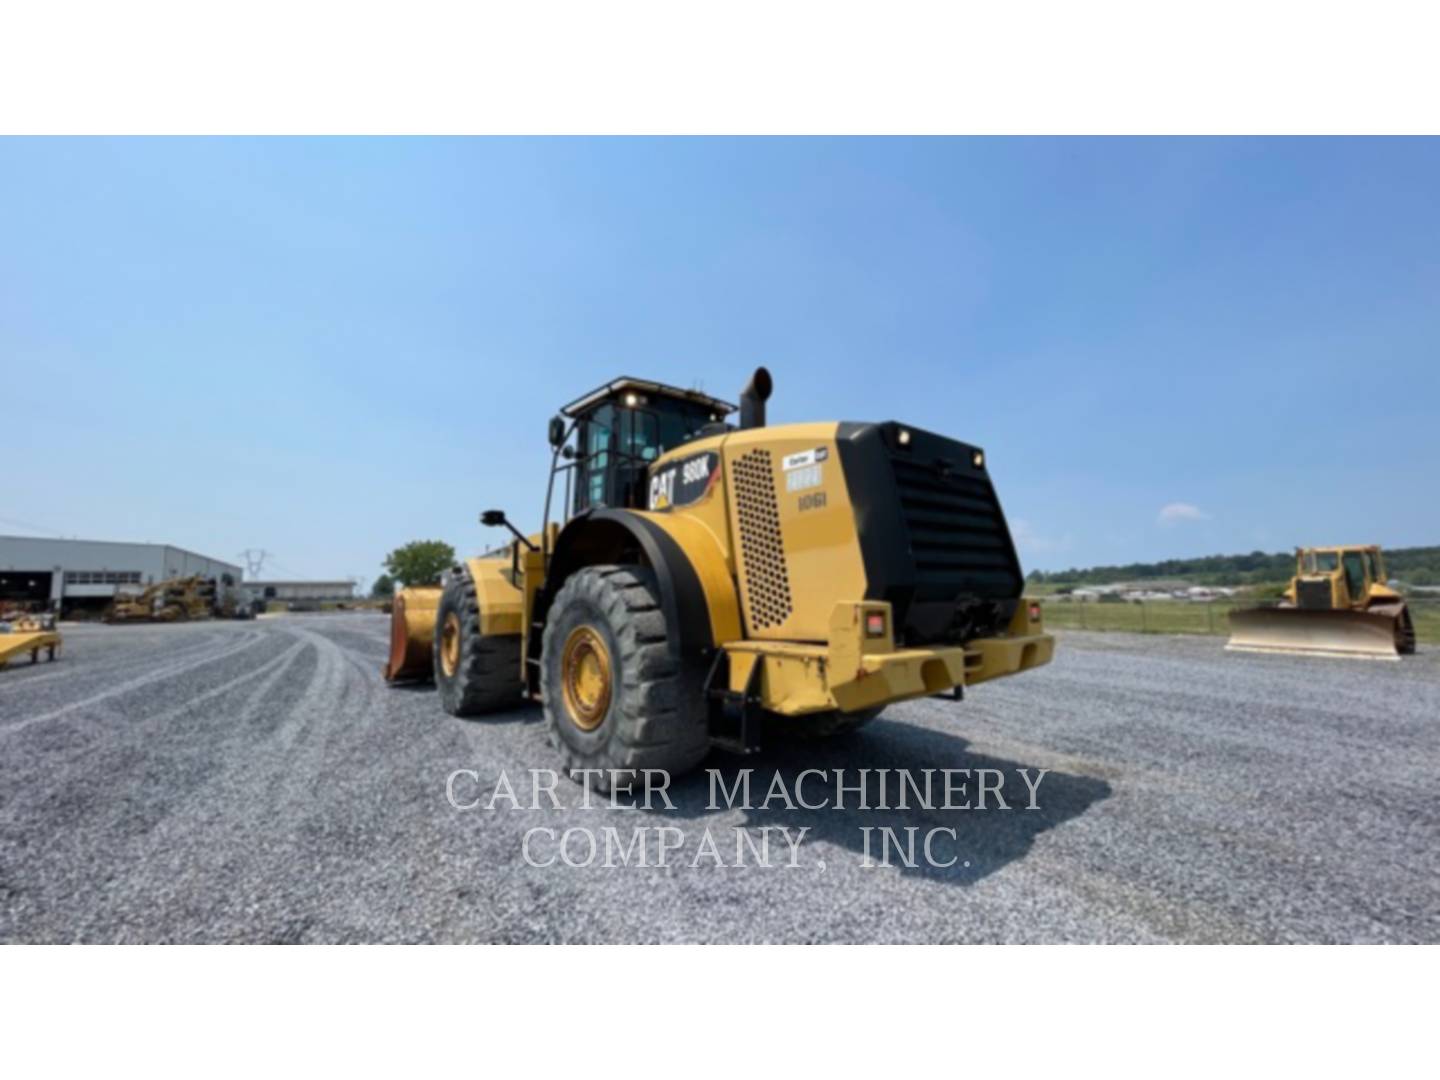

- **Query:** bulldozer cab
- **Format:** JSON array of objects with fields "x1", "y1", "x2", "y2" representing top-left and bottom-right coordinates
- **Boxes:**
[
  {"x1": 557, "y1": 378, "x2": 734, "y2": 516},
  {"x1": 1295, "y1": 545, "x2": 1384, "y2": 607}
]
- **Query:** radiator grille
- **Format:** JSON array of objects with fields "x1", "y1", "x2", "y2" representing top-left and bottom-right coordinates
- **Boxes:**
[
  {"x1": 887, "y1": 452, "x2": 1020, "y2": 602},
  {"x1": 733, "y1": 449, "x2": 792, "y2": 631},
  {"x1": 1296, "y1": 579, "x2": 1334, "y2": 610}
]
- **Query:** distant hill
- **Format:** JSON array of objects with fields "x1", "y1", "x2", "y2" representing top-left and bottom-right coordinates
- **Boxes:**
[{"x1": 1028, "y1": 546, "x2": 1440, "y2": 588}]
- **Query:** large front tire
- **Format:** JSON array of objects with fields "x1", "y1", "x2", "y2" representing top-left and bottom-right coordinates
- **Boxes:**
[
  {"x1": 434, "y1": 568, "x2": 524, "y2": 716},
  {"x1": 542, "y1": 565, "x2": 708, "y2": 791}
]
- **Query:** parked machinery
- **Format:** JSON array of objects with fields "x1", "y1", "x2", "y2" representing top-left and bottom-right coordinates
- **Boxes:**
[
  {"x1": 0, "y1": 610, "x2": 61, "y2": 670},
  {"x1": 386, "y1": 368, "x2": 1054, "y2": 787},
  {"x1": 105, "y1": 575, "x2": 215, "y2": 623},
  {"x1": 1227, "y1": 545, "x2": 1416, "y2": 660}
]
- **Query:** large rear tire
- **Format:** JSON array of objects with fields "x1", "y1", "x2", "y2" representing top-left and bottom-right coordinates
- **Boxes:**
[
  {"x1": 434, "y1": 568, "x2": 524, "y2": 716},
  {"x1": 541, "y1": 565, "x2": 709, "y2": 791}
]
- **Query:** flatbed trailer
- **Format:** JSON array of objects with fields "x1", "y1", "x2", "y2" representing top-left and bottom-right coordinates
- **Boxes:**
[{"x1": 0, "y1": 627, "x2": 62, "y2": 669}]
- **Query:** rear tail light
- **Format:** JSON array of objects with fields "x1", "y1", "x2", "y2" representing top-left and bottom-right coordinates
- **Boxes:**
[
  {"x1": 865, "y1": 612, "x2": 887, "y2": 638},
  {"x1": 1028, "y1": 601, "x2": 1042, "y2": 623}
]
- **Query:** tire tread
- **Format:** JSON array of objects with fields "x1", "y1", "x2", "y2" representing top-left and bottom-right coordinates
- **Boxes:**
[{"x1": 542, "y1": 565, "x2": 708, "y2": 790}]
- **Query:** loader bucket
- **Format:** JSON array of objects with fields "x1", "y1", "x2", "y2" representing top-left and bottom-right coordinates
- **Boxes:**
[
  {"x1": 384, "y1": 585, "x2": 442, "y2": 682},
  {"x1": 1225, "y1": 606, "x2": 1403, "y2": 661}
]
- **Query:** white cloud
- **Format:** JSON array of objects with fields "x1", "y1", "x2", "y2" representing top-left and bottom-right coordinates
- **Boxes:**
[{"x1": 1157, "y1": 502, "x2": 1209, "y2": 526}]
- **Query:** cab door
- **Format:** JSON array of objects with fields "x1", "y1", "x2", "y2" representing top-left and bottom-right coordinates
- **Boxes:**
[
  {"x1": 1341, "y1": 550, "x2": 1368, "y2": 606},
  {"x1": 574, "y1": 405, "x2": 616, "y2": 513}
]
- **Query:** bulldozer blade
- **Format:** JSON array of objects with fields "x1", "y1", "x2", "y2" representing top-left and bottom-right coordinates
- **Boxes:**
[
  {"x1": 1226, "y1": 606, "x2": 1403, "y2": 661},
  {"x1": 384, "y1": 586, "x2": 442, "y2": 682}
]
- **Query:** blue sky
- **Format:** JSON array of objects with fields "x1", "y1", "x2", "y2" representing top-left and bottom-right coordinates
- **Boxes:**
[{"x1": 3, "y1": 138, "x2": 1437, "y2": 582}]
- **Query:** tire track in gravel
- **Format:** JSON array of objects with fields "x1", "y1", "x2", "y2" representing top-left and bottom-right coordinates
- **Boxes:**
[
  {"x1": 41, "y1": 638, "x2": 325, "y2": 942},
  {"x1": 0, "y1": 625, "x2": 261, "y2": 694},
  {"x1": 0, "y1": 626, "x2": 272, "y2": 734},
  {"x1": 53, "y1": 621, "x2": 407, "y2": 942},
  {"x1": 8, "y1": 617, "x2": 1438, "y2": 942},
  {"x1": 0, "y1": 625, "x2": 315, "y2": 940}
]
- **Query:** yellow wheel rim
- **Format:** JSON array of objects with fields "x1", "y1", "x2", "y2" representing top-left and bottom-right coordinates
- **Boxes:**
[
  {"x1": 561, "y1": 624, "x2": 612, "y2": 732},
  {"x1": 440, "y1": 611, "x2": 462, "y2": 677}
]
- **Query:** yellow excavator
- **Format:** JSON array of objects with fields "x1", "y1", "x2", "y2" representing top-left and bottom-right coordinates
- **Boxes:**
[
  {"x1": 385, "y1": 368, "x2": 1053, "y2": 788},
  {"x1": 1226, "y1": 545, "x2": 1416, "y2": 660}
]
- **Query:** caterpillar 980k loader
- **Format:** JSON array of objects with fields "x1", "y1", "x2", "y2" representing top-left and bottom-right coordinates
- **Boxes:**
[
  {"x1": 385, "y1": 368, "x2": 1053, "y2": 787},
  {"x1": 1226, "y1": 545, "x2": 1416, "y2": 660}
]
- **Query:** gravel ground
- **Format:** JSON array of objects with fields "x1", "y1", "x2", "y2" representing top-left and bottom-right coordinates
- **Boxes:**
[{"x1": 1, "y1": 615, "x2": 1436, "y2": 943}]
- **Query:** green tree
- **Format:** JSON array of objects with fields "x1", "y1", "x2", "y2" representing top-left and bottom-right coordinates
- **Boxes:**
[
  {"x1": 383, "y1": 540, "x2": 456, "y2": 587},
  {"x1": 370, "y1": 573, "x2": 396, "y2": 599}
]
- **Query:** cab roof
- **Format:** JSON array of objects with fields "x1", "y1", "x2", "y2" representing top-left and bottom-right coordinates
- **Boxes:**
[{"x1": 560, "y1": 376, "x2": 736, "y2": 419}]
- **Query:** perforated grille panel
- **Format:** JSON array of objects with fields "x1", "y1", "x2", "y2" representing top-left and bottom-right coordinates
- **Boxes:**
[{"x1": 733, "y1": 449, "x2": 792, "y2": 631}]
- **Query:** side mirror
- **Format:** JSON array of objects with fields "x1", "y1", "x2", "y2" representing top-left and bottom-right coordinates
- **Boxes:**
[
  {"x1": 481, "y1": 508, "x2": 537, "y2": 550},
  {"x1": 548, "y1": 416, "x2": 566, "y2": 448}
]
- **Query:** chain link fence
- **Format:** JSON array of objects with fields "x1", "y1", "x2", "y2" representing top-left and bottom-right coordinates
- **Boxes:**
[{"x1": 1038, "y1": 594, "x2": 1440, "y2": 644}]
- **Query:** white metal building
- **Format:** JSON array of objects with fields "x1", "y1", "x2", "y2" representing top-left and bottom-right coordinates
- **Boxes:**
[
  {"x1": 245, "y1": 581, "x2": 356, "y2": 603},
  {"x1": 0, "y1": 536, "x2": 243, "y2": 614}
]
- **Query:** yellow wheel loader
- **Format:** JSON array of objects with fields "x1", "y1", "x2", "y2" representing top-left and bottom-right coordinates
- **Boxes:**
[
  {"x1": 386, "y1": 368, "x2": 1054, "y2": 788},
  {"x1": 1226, "y1": 545, "x2": 1416, "y2": 660}
]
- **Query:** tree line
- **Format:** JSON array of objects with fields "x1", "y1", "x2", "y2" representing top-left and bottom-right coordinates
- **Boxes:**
[{"x1": 1028, "y1": 545, "x2": 1440, "y2": 587}]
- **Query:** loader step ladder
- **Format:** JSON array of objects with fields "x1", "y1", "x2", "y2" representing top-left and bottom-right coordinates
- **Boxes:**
[{"x1": 704, "y1": 649, "x2": 763, "y2": 755}]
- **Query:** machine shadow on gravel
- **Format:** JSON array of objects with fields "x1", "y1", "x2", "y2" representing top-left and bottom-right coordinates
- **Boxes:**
[{"x1": 663, "y1": 719, "x2": 1112, "y2": 887}]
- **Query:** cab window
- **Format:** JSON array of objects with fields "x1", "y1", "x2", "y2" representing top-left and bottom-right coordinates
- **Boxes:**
[
  {"x1": 616, "y1": 405, "x2": 663, "y2": 465},
  {"x1": 577, "y1": 405, "x2": 615, "y2": 511},
  {"x1": 571, "y1": 395, "x2": 719, "y2": 514},
  {"x1": 1342, "y1": 551, "x2": 1367, "y2": 598}
]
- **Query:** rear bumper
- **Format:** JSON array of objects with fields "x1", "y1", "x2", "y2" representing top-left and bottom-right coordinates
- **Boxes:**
[
  {"x1": 834, "y1": 630, "x2": 1054, "y2": 711},
  {"x1": 721, "y1": 600, "x2": 1054, "y2": 716}
]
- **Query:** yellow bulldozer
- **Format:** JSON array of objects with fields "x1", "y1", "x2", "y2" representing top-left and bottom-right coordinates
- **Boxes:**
[
  {"x1": 1226, "y1": 545, "x2": 1416, "y2": 660},
  {"x1": 385, "y1": 368, "x2": 1054, "y2": 788},
  {"x1": 104, "y1": 575, "x2": 216, "y2": 624}
]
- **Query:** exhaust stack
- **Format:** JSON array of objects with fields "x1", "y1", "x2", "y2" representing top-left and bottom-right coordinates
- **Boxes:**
[{"x1": 739, "y1": 367, "x2": 773, "y2": 429}]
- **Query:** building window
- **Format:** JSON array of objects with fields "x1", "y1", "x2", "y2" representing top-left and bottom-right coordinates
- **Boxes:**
[{"x1": 64, "y1": 570, "x2": 142, "y2": 585}]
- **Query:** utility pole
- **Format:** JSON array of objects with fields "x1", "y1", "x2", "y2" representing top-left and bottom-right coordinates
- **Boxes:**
[{"x1": 237, "y1": 549, "x2": 271, "y2": 580}]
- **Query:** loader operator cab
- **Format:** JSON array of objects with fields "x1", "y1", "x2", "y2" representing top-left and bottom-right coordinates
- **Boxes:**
[{"x1": 555, "y1": 378, "x2": 736, "y2": 516}]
